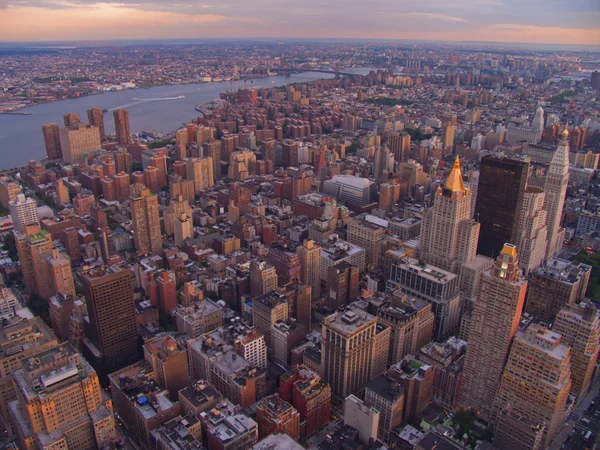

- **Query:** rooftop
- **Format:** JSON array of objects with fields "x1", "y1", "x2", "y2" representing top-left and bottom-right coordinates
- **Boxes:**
[
  {"x1": 156, "y1": 415, "x2": 202, "y2": 450},
  {"x1": 535, "y1": 258, "x2": 591, "y2": 284},
  {"x1": 14, "y1": 343, "x2": 92, "y2": 401},
  {"x1": 396, "y1": 257, "x2": 457, "y2": 284},
  {"x1": 367, "y1": 373, "x2": 404, "y2": 402},
  {"x1": 251, "y1": 432, "x2": 304, "y2": 450},
  {"x1": 179, "y1": 381, "x2": 222, "y2": 408},
  {"x1": 257, "y1": 394, "x2": 295, "y2": 416},
  {"x1": 323, "y1": 307, "x2": 376, "y2": 335},
  {"x1": 253, "y1": 290, "x2": 289, "y2": 310},
  {"x1": 0, "y1": 316, "x2": 55, "y2": 359}
]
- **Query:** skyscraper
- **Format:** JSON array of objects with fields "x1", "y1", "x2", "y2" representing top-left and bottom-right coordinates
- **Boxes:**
[
  {"x1": 321, "y1": 307, "x2": 390, "y2": 406},
  {"x1": 15, "y1": 225, "x2": 52, "y2": 298},
  {"x1": 506, "y1": 106, "x2": 544, "y2": 145},
  {"x1": 379, "y1": 181, "x2": 401, "y2": 212},
  {"x1": 255, "y1": 394, "x2": 300, "y2": 440},
  {"x1": 186, "y1": 156, "x2": 214, "y2": 194},
  {"x1": 377, "y1": 296, "x2": 435, "y2": 366},
  {"x1": 63, "y1": 112, "x2": 80, "y2": 127},
  {"x1": 250, "y1": 260, "x2": 278, "y2": 299},
  {"x1": 42, "y1": 123, "x2": 62, "y2": 159},
  {"x1": 252, "y1": 291, "x2": 289, "y2": 351},
  {"x1": 0, "y1": 317, "x2": 57, "y2": 440},
  {"x1": 442, "y1": 124, "x2": 455, "y2": 151},
  {"x1": 164, "y1": 194, "x2": 192, "y2": 235},
  {"x1": 525, "y1": 258, "x2": 591, "y2": 324},
  {"x1": 113, "y1": 108, "x2": 131, "y2": 145},
  {"x1": 0, "y1": 177, "x2": 22, "y2": 210},
  {"x1": 326, "y1": 262, "x2": 359, "y2": 310},
  {"x1": 492, "y1": 324, "x2": 571, "y2": 446},
  {"x1": 458, "y1": 244, "x2": 527, "y2": 421},
  {"x1": 544, "y1": 127, "x2": 570, "y2": 259},
  {"x1": 279, "y1": 366, "x2": 331, "y2": 438},
  {"x1": 517, "y1": 186, "x2": 548, "y2": 273},
  {"x1": 87, "y1": 108, "x2": 105, "y2": 141},
  {"x1": 420, "y1": 156, "x2": 479, "y2": 273},
  {"x1": 296, "y1": 239, "x2": 321, "y2": 301},
  {"x1": 592, "y1": 71, "x2": 600, "y2": 90},
  {"x1": 59, "y1": 123, "x2": 102, "y2": 163},
  {"x1": 474, "y1": 156, "x2": 528, "y2": 258},
  {"x1": 323, "y1": 175, "x2": 376, "y2": 209},
  {"x1": 9, "y1": 194, "x2": 39, "y2": 233},
  {"x1": 130, "y1": 188, "x2": 162, "y2": 255},
  {"x1": 9, "y1": 343, "x2": 116, "y2": 450},
  {"x1": 80, "y1": 263, "x2": 139, "y2": 381},
  {"x1": 388, "y1": 132, "x2": 411, "y2": 162},
  {"x1": 388, "y1": 257, "x2": 462, "y2": 340},
  {"x1": 173, "y1": 214, "x2": 193, "y2": 246},
  {"x1": 494, "y1": 408, "x2": 544, "y2": 450},
  {"x1": 267, "y1": 243, "x2": 301, "y2": 285},
  {"x1": 282, "y1": 139, "x2": 299, "y2": 168},
  {"x1": 373, "y1": 146, "x2": 391, "y2": 181},
  {"x1": 347, "y1": 216, "x2": 384, "y2": 270},
  {"x1": 553, "y1": 301, "x2": 600, "y2": 398},
  {"x1": 44, "y1": 248, "x2": 76, "y2": 299}
]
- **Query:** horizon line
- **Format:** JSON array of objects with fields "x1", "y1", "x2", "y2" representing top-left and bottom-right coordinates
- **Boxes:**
[{"x1": 1, "y1": 37, "x2": 599, "y2": 50}]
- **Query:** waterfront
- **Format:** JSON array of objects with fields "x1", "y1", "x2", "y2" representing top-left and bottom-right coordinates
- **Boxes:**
[{"x1": 0, "y1": 69, "x2": 370, "y2": 169}]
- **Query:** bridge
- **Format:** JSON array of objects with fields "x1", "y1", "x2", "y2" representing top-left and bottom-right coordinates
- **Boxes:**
[{"x1": 269, "y1": 67, "x2": 358, "y2": 77}]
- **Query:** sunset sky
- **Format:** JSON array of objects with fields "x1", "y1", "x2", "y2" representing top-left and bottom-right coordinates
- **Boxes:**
[{"x1": 1, "y1": 0, "x2": 599, "y2": 45}]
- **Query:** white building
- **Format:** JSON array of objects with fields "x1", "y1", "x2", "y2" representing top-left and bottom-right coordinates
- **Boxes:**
[
  {"x1": 0, "y1": 287, "x2": 19, "y2": 320},
  {"x1": 320, "y1": 236, "x2": 366, "y2": 281},
  {"x1": 9, "y1": 194, "x2": 39, "y2": 233},
  {"x1": 323, "y1": 175, "x2": 375, "y2": 208},
  {"x1": 505, "y1": 106, "x2": 544, "y2": 145},
  {"x1": 518, "y1": 186, "x2": 548, "y2": 274},
  {"x1": 544, "y1": 128, "x2": 570, "y2": 259},
  {"x1": 344, "y1": 395, "x2": 380, "y2": 445}
]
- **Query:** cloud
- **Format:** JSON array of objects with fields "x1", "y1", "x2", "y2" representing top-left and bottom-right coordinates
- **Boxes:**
[
  {"x1": 1, "y1": 0, "x2": 599, "y2": 43},
  {"x1": 405, "y1": 12, "x2": 466, "y2": 22}
]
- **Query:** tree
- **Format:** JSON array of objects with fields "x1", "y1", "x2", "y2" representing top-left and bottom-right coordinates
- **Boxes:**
[
  {"x1": 2, "y1": 233, "x2": 17, "y2": 260},
  {"x1": 573, "y1": 251, "x2": 600, "y2": 299},
  {"x1": 29, "y1": 294, "x2": 51, "y2": 326}
]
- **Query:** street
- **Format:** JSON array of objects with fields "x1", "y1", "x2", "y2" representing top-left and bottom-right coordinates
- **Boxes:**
[
  {"x1": 307, "y1": 406, "x2": 344, "y2": 448},
  {"x1": 550, "y1": 377, "x2": 600, "y2": 450}
]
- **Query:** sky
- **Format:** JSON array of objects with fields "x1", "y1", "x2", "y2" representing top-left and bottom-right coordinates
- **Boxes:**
[{"x1": 1, "y1": 0, "x2": 599, "y2": 45}]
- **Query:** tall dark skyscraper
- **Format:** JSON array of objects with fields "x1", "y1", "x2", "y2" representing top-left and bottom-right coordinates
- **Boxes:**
[
  {"x1": 474, "y1": 156, "x2": 529, "y2": 258},
  {"x1": 113, "y1": 108, "x2": 131, "y2": 145},
  {"x1": 80, "y1": 263, "x2": 139, "y2": 382},
  {"x1": 87, "y1": 108, "x2": 106, "y2": 141},
  {"x1": 42, "y1": 123, "x2": 62, "y2": 159},
  {"x1": 591, "y1": 71, "x2": 600, "y2": 90}
]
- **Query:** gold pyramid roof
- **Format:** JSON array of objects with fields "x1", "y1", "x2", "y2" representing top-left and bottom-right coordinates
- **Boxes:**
[{"x1": 444, "y1": 155, "x2": 465, "y2": 192}]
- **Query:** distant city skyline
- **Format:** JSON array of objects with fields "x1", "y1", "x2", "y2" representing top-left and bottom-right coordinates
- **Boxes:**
[{"x1": 1, "y1": 0, "x2": 599, "y2": 45}]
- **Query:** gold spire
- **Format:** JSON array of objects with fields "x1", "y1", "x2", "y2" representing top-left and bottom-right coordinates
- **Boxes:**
[
  {"x1": 562, "y1": 123, "x2": 569, "y2": 138},
  {"x1": 444, "y1": 155, "x2": 465, "y2": 192},
  {"x1": 501, "y1": 243, "x2": 517, "y2": 257}
]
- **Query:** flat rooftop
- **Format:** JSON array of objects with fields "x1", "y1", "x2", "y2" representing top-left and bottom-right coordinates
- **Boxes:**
[
  {"x1": 323, "y1": 307, "x2": 376, "y2": 335},
  {"x1": 535, "y1": 258, "x2": 591, "y2": 284},
  {"x1": 251, "y1": 432, "x2": 304, "y2": 449},
  {"x1": 396, "y1": 257, "x2": 457, "y2": 283}
]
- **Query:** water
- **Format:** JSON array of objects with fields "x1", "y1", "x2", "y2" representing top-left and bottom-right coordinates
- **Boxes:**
[{"x1": 0, "y1": 68, "x2": 372, "y2": 169}]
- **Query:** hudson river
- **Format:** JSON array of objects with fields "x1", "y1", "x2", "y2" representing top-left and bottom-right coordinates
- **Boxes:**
[{"x1": 0, "y1": 69, "x2": 370, "y2": 169}]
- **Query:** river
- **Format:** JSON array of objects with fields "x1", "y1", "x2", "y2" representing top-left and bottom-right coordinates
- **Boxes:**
[{"x1": 0, "y1": 69, "x2": 372, "y2": 170}]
